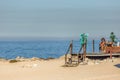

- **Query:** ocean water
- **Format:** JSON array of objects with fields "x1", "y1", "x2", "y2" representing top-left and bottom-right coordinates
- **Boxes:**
[{"x1": 0, "y1": 40, "x2": 100, "y2": 59}]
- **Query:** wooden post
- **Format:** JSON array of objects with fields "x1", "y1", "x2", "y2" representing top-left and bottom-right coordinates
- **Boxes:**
[
  {"x1": 65, "y1": 54, "x2": 67, "y2": 64},
  {"x1": 92, "y1": 40, "x2": 95, "y2": 54},
  {"x1": 110, "y1": 52, "x2": 112, "y2": 59},
  {"x1": 65, "y1": 40, "x2": 73, "y2": 64},
  {"x1": 70, "y1": 40, "x2": 73, "y2": 55},
  {"x1": 70, "y1": 40, "x2": 73, "y2": 64},
  {"x1": 83, "y1": 43, "x2": 86, "y2": 61},
  {"x1": 110, "y1": 48, "x2": 112, "y2": 59}
]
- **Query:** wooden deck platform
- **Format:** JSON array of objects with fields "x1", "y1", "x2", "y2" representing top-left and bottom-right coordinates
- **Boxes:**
[{"x1": 65, "y1": 40, "x2": 120, "y2": 64}]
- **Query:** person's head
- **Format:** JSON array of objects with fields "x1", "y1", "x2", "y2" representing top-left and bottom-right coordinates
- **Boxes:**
[
  {"x1": 111, "y1": 32, "x2": 114, "y2": 35},
  {"x1": 101, "y1": 37, "x2": 105, "y2": 42}
]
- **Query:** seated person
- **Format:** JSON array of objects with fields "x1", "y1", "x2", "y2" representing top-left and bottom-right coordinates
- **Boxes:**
[{"x1": 99, "y1": 37, "x2": 106, "y2": 52}]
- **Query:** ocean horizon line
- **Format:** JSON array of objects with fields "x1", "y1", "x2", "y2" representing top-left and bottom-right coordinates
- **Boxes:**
[{"x1": 0, "y1": 36, "x2": 112, "y2": 41}]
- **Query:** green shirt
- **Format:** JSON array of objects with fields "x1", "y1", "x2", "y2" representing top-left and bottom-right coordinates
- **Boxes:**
[
  {"x1": 80, "y1": 33, "x2": 88, "y2": 45},
  {"x1": 110, "y1": 34, "x2": 116, "y2": 42}
]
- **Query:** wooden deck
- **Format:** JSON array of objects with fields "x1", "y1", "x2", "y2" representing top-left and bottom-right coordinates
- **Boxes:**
[
  {"x1": 70, "y1": 53, "x2": 120, "y2": 59},
  {"x1": 86, "y1": 53, "x2": 120, "y2": 59},
  {"x1": 65, "y1": 40, "x2": 120, "y2": 64}
]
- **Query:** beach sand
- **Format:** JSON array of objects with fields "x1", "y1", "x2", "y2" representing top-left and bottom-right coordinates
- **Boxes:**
[{"x1": 0, "y1": 57, "x2": 120, "y2": 80}]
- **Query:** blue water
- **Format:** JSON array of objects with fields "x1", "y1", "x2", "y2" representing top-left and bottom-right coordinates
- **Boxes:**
[{"x1": 0, "y1": 40, "x2": 100, "y2": 59}]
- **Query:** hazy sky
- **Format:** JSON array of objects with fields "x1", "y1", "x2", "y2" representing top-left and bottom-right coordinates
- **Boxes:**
[{"x1": 0, "y1": 0, "x2": 120, "y2": 40}]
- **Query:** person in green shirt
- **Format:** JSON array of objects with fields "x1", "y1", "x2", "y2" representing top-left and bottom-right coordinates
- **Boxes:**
[
  {"x1": 79, "y1": 33, "x2": 88, "y2": 53},
  {"x1": 79, "y1": 33, "x2": 88, "y2": 61},
  {"x1": 110, "y1": 32, "x2": 116, "y2": 43}
]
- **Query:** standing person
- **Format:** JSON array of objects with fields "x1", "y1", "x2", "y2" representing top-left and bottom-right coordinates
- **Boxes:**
[
  {"x1": 79, "y1": 33, "x2": 88, "y2": 61},
  {"x1": 110, "y1": 32, "x2": 116, "y2": 43}
]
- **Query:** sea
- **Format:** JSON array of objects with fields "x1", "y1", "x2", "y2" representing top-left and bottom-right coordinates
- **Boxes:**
[{"x1": 0, "y1": 40, "x2": 100, "y2": 59}]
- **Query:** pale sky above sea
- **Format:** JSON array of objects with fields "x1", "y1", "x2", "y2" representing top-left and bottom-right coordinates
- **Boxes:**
[{"x1": 0, "y1": 0, "x2": 120, "y2": 40}]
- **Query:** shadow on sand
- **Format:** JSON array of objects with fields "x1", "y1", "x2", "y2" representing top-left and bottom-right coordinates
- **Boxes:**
[{"x1": 114, "y1": 64, "x2": 120, "y2": 68}]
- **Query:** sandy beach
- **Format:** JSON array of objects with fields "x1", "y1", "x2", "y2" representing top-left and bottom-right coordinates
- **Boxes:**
[{"x1": 0, "y1": 57, "x2": 120, "y2": 80}]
